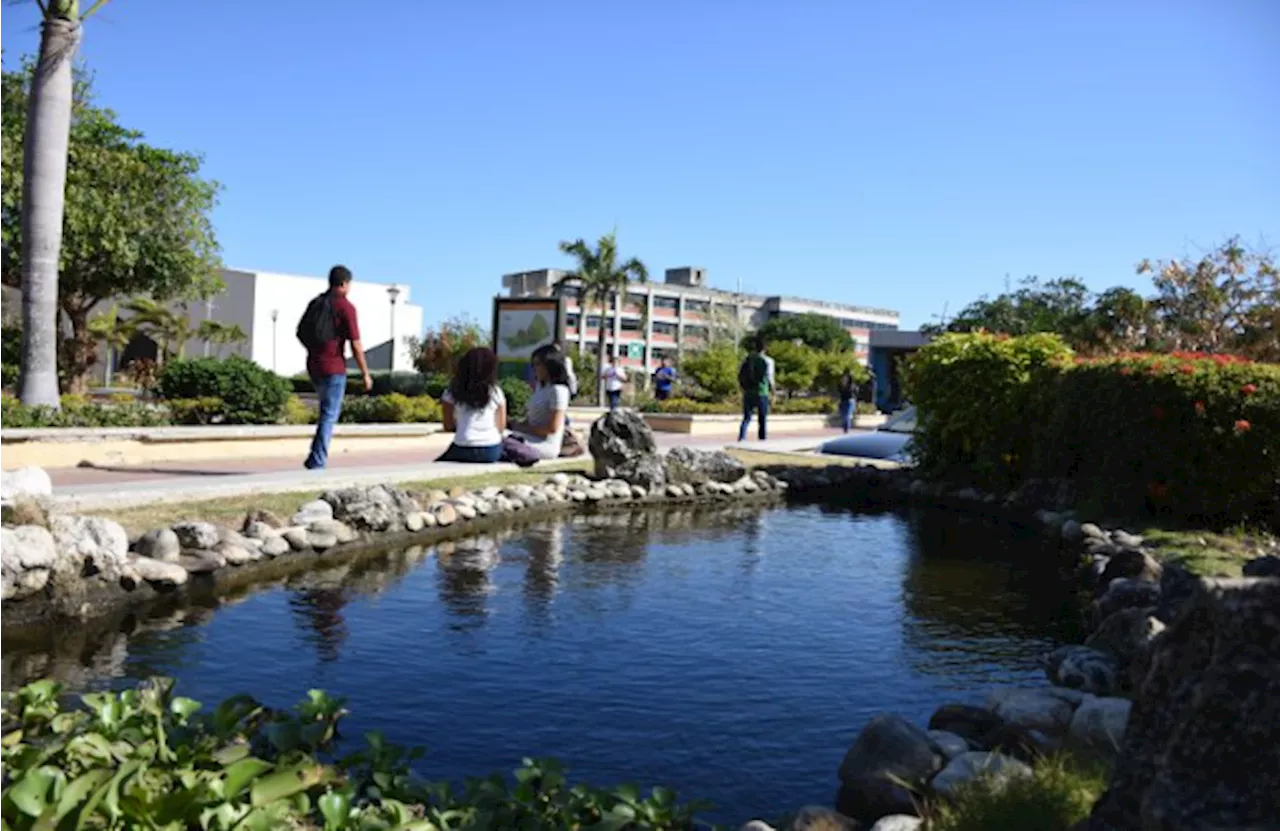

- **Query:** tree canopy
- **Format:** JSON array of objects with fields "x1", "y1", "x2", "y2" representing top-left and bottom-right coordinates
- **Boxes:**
[
  {"x1": 750, "y1": 312, "x2": 854, "y2": 352},
  {"x1": 1, "y1": 58, "x2": 222, "y2": 390}
]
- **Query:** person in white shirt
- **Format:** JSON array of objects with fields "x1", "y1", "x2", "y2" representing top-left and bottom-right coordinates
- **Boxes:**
[
  {"x1": 601, "y1": 354, "x2": 628, "y2": 410},
  {"x1": 553, "y1": 341, "x2": 578, "y2": 398},
  {"x1": 508, "y1": 350, "x2": 572, "y2": 459},
  {"x1": 438, "y1": 347, "x2": 507, "y2": 463}
]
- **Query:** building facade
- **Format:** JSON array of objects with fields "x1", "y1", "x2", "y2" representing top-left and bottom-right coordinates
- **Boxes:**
[{"x1": 501, "y1": 266, "x2": 899, "y2": 373}]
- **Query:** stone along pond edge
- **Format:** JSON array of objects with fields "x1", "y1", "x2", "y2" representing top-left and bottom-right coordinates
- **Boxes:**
[{"x1": 4, "y1": 428, "x2": 1279, "y2": 830}]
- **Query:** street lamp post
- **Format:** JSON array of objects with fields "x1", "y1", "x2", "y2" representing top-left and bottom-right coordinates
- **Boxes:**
[
  {"x1": 270, "y1": 309, "x2": 279, "y2": 373},
  {"x1": 386, "y1": 285, "x2": 401, "y2": 372}
]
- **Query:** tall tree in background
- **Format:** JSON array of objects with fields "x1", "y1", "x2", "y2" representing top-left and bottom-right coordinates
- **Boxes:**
[
  {"x1": 750, "y1": 312, "x2": 854, "y2": 352},
  {"x1": 557, "y1": 232, "x2": 648, "y2": 405},
  {"x1": 3, "y1": 58, "x2": 222, "y2": 393},
  {"x1": 10, "y1": 0, "x2": 113, "y2": 407}
]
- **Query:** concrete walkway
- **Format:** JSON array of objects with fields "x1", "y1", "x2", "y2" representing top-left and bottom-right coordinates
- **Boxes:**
[{"x1": 48, "y1": 431, "x2": 840, "y2": 512}]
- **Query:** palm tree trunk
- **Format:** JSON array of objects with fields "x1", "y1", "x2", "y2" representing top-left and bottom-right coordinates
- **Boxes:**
[
  {"x1": 596, "y1": 294, "x2": 609, "y2": 407},
  {"x1": 18, "y1": 15, "x2": 82, "y2": 408}
]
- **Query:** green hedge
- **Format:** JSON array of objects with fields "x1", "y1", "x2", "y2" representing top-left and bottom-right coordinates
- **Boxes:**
[
  {"x1": 639, "y1": 396, "x2": 855, "y2": 416},
  {"x1": 290, "y1": 371, "x2": 443, "y2": 398},
  {"x1": 340, "y1": 393, "x2": 442, "y2": 424},
  {"x1": 0, "y1": 678, "x2": 708, "y2": 830},
  {"x1": 158, "y1": 357, "x2": 291, "y2": 425},
  {"x1": 905, "y1": 333, "x2": 1280, "y2": 527},
  {"x1": 0, "y1": 395, "x2": 171, "y2": 428}
]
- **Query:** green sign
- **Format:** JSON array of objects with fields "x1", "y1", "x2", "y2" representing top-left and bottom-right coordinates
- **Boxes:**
[{"x1": 627, "y1": 342, "x2": 644, "y2": 360}]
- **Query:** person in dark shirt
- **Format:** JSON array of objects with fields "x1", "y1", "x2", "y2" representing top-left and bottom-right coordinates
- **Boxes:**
[
  {"x1": 652, "y1": 357, "x2": 677, "y2": 401},
  {"x1": 305, "y1": 265, "x2": 371, "y2": 469},
  {"x1": 838, "y1": 370, "x2": 856, "y2": 433}
]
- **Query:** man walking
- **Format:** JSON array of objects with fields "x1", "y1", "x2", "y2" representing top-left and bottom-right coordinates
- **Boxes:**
[
  {"x1": 652, "y1": 357, "x2": 677, "y2": 401},
  {"x1": 738, "y1": 336, "x2": 773, "y2": 442},
  {"x1": 298, "y1": 265, "x2": 371, "y2": 469},
  {"x1": 601, "y1": 354, "x2": 628, "y2": 410}
]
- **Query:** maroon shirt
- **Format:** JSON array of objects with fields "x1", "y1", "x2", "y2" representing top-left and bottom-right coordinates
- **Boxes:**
[{"x1": 306, "y1": 291, "x2": 361, "y2": 377}]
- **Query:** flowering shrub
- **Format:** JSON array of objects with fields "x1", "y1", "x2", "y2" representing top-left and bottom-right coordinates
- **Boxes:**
[
  {"x1": 905, "y1": 333, "x2": 1280, "y2": 528},
  {"x1": 339, "y1": 393, "x2": 442, "y2": 424}
]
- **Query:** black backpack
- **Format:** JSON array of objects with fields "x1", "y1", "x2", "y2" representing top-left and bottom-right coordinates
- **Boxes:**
[{"x1": 297, "y1": 293, "x2": 337, "y2": 351}]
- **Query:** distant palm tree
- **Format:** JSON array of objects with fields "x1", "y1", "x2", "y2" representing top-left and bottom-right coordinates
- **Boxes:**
[
  {"x1": 18, "y1": 0, "x2": 114, "y2": 408},
  {"x1": 124, "y1": 297, "x2": 195, "y2": 366},
  {"x1": 87, "y1": 303, "x2": 137, "y2": 386},
  {"x1": 557, "y1": 232, "x2": 648, "y2": 405},
  {"x1": 197, "y1": 319, "x2": 248, "y2": 358}
]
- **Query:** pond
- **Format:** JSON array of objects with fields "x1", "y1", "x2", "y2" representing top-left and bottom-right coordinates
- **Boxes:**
[{"x1": 1, "y1": 501, "x2": 1081, "y2": 823}]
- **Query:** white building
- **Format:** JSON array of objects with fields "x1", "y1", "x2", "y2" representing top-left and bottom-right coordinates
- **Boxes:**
[{"x1": 115, "y1": 268, "x2": 424, "y2": 380}]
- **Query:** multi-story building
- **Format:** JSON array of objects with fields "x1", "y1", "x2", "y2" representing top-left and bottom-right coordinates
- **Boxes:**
[{"x1": 501, "y1": 266, "x2": 899, "y2": 372}]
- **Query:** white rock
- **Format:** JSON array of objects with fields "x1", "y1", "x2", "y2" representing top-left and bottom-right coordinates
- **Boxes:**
[
  {"x1": 129, "y1": 555, "x2": 189, "y2": 589},
  {"x1": 474, "y1": 499, "x2": 492, "y2": 516},
  {"x1": 1080, "y1": 522, "x2": 1107, "y2": 541},
  {"x1": 215, "y1": 541, "x2": 261, "y2": 566},
  {"x1": 870, "y1": 817, "x2": 923, "y2": 831},
  {"x1": 291, "y1": 499, "x2": 333, "y2": 526},
  {"x1": 171, "y1": 520, "x2": 220, "y2": 551},
  {"x1": 570, "y1": 491, "x2": 588, "y2": 503},
  {"x1": 930, "y1": 751, "x2": 1032, "y2": 799},
  {"x1": 405, "y1": 512, "x2": 425, "y2": 532},
  {"x1": 282, "y1": 527, "x2": 311, "y2": 550},
  {"x1": 260, "y1": 535, "x2": 291, "y2": 557},
  {"x1": 242, "y1": 520, "x2": 277, "y2": 541},
  {"x1": 481, "y1": 486, "x2": 504, "y2": 500},
  {"x1": 789, "y1": 806, "x2": 855, "y2": 830},
  {"x1": 549, "y1": 473, "x2": 570, "y2": 487},
  {"x1": 1, "y1": 466, "x2": 52, "y2": 505},
  {"x1": 51, "y1": 515, "x2": 130, "y2": 578},
  {"x1": 738, "y1": 822, "x2": 777, "y2": 831},
  {"x1": 432, "y1": 503, "x2": 458, "y2": 527},
  {"x1": 132, "y1": 528, "x2": 182, "y2": 562},
  {"x1": 308, "y1": 532, "x2": 339, "y2": 551},
  {"x1": 1066, "y1": 696, "x2": 1131, "y2": 761},
  {"x1": 631, "y1": 485, "x2": 648, "y2": 499},
  {"x1": 1, "y1": 525, "x2": 57, "y2": 571},
  {"x1": 307, "y1": 519, "x2": 357, "y2": 543},
  {"x1": 666, "y1": 484, "x2": 684, "y2": 498},
  {"x1": 454, "y1": 503, "x2": 477, "y2": 520}
]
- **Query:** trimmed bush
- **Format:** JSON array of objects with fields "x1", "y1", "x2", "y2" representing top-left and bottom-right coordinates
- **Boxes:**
[
  {"x1": 0, "y1": 395, "x2": 170, "y2": 428},
  {"x1": 640, "y1": 396, "x2": 837, "y2": 415},
  {"x1": 158, "y1": 357, "x2": 291, "y2": 425},
  {"x1": 282, "y1": 394, "x2": 316, "y2": 425},
  {"x1": 497, "y1": 376, "x2": 533, "y2": 420},
  {"x1": 165, "y1": 397, "x2": 226, "y2": 425},
  {"x1": 339, "y1": 393, "x2": 442, "y2": 424}
]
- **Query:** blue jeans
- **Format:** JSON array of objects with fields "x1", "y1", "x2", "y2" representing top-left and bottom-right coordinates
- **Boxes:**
[
  {"x1": 438, "y1": 443, "x2": 503, "y2": 463},
  {"x1": 607, "y1": 390, "x2": 621, "y2": 410},
  {"x1": 305, "y1": 373, "x2": 347, "y2": 469},
  {"x1": 739, "y1": 393, "x2": 770, "y2": 441},
  {"x1": 839, "y1": 399, "x2": 854, "y2": 432}
]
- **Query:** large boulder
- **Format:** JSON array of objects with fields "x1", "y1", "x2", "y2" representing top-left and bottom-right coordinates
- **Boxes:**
[
  {"x1": 322, "y1": 485, "x2": 418, "y2": 533},
  {"x1": 1044, "y1": 645, "x2": 1122, "y2": 696},
  {"x1": 929, "y1": 751, "x2": 1032, "y2": 800},
  {"x1": 836, "y1": 714, "x2": 944, "y2": 822},
  {"x1": 589, "y1": 410, "x2": 657, "y2": 479},
  {"x1": 172, "y1": 520, "x2": 221, "y2": 551},
  {"x1": 1, "y1": 466, "x2": 52, "y2": 506},
  {"x1": 50, "y1": 515, "x2": 130, "y2": 582},
  {"x1": 1092, "y1": 578, "x2": 1162, "y2": 624},
  {"x1": 613, "y1": 455, "x2": 668, "y2": 489},
  {"x1": 1066, "y1": 696, "x2": 1131, "y2": 763},
  {"x1": 1087, "y1": 577, "x2": 1280, "y2": 830},
  {"x1": 1084, "y1": 607, "x2": 1165, "y2": 687},
  {"x1": 663, "y1": 446, "x2": 747, "y2": 485},
  {"x1": 927, "y1": 703, "x2": 1004, "y2": 746},
  {"x1": 1, "y1": 525, "x2": 57, "y2": 601},
  {"x1": 988, "y1": 689, "x2": 1075, "y2": 735},
  {"x1": 133, "y1": 528, "x2": 181, "y2": 563},
  {"x1": 1098, "y1": 547, "x2": 1162, "y2": 588}
]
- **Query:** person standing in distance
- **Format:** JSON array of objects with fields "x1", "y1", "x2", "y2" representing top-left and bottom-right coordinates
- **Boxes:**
[
  {"x1": 298, "y1": 265, "x2": 371, "y2": 469},
  {"x1": 737, "y1": 336, "x2": 773, "y2": 442},
  {"x1": 652, "y1": 356, "x2": 677, "y2": 401},
  {"x1": 601, "y1": 353, "x2": 628, "y2": 410}
]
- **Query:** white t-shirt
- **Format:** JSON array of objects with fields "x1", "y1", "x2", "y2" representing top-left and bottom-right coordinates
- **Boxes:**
[
  {"x1": 564, "y1": 355, "x2": 579, "y2": 397},
  {"x1": 441, "y1": 385, "x2": 506, "y2": 447},
  {"x1": 514, "y1": 383, "x2": 570, "y2": 459},
  {"x1": 602, "y1": 365, "x2": 628, "y2": 392}
]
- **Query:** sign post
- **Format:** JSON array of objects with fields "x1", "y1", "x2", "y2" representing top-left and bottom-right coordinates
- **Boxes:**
[{"x1": 492, "y1": 296, "x2": 565, "y2": 383}]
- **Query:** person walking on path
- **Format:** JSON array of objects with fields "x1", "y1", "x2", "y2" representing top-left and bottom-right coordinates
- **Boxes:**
[
  {"x1": 838, "y1": 370, "x2": 856, "y2": 433},
  {"x1": 438, "y1": 347, "x2": 507, "y2": 463},
  {"x1": 298, "y1": 265, "x2": 370, "y2": 470},
  {"x1": 652, "y1": 357, "x2": 677, "y2": 401},
  {"x1": 738, "y1": 336, "x2": 773, "y2": 441},
  {"x1": 601, "y1": 354, "x2": 628, "y2": 410}
]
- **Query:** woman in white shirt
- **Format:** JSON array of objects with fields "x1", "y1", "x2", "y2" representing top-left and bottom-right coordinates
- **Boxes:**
[
  {"x1": 600, "y1": 354, "x2": 628, "y2": 410},
  {"x1": 508, "y1": 350, "x2": 571, "y2": 459},
  {"x1": 439, "y1": 347, "x2": 507, "y2": 463}
]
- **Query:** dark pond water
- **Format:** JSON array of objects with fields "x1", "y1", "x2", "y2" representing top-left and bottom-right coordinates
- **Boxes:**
[{"x1": 1, "y1": 502, "x2": 1081, "y2": 823}]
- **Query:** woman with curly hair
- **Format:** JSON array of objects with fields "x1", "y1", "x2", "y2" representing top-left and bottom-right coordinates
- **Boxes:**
[{"x1": 438, "y1": 347, "x2": 506, "y2": 463}]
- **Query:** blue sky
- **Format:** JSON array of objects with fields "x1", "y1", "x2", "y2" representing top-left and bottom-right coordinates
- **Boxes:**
[{"x1": 3, "y1": 0, "x2": 1277, "y2": 330}]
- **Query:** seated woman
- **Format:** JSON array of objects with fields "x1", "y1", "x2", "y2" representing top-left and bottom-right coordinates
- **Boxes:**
[
  {"x1": 507, "y1": 349, "x2": 571, "y2": 460},
  {"x1": 438, "y1": 347, "x2": 506, "y2": 463}
]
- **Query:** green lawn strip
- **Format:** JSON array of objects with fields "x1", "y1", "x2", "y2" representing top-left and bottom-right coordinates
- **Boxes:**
[{"x1": 1137, "y1": 526, "x2": 1268, "y2": 577}]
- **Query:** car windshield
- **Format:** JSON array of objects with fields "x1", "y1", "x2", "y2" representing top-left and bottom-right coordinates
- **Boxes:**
[{"x1": 880, "y1": 406, "x2": 916, "y2": 434}]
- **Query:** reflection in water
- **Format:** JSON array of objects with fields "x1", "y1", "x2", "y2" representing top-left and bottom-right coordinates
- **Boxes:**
[{"x1": 1, "y1": 502, "x2": 1082, "y2": 824}]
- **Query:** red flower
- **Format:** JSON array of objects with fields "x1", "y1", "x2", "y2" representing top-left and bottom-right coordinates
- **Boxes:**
[
  {"x1": 1242, "y1": 383, "x2": 1258, "y2": 396},
  {"x1": 1235, "y1": 419, "x2": 1251, "y2": 434},
  {"x1": 1152, "y1": 405, "x2": 1165, "y2": 420},
  {"x1": 1193, "y1": 401, "x2": 1206, "y2": 415},
  {"x1": 1178, "y1": 364, "x2": 1195, "y2": 375}
]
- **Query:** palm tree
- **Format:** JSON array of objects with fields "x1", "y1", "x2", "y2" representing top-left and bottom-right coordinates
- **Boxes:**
[
  {"x1": 87, "y1": 303, "x2": 136, "y2": 386},
  {"x1": 124, "y1": 297, "x2": 195, "y2": 365},
  {"x1": 197, "y1": 319, "x2": 248, "y2": 358},
  {"x1": 18, "y1": 0, "x2": 113, "y2": 408},
  {"x1": 557, "y1": 232, "x2": 648, "y2": 405}
]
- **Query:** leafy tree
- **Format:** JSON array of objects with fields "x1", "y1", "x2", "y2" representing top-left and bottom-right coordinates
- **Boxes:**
[
  {"x1": 681, "y1": 341, "x2": 740, "y2": 399},
  {"x1": 2, "y1": 58, "x2": 222, "y2": 396},
  {"x1": 750, "y1": 312, "x2": 854, "y2": 352},
  {"x1": 197, "y1": 319, "x2": 248, "y2": 358},
  {"x1": 936, "y1": 276, "x2": 1092, "y2": 342},
  {"x1": 813, "y1": 350, "x2": 870, "y2": 395},
  {"x1": 86, "y1": 302, "x2": 135, "y2": 385},
  {"x1": 123, "y1": 297, "x2": 196, "y2": 365},
  {"x1": 556, "y1": 232, "x2": 648, "y2": 405},
  {"x1": 1074, "y1": 286, "x2": 1153, "y2": 355},
  {"x1": 406, "y1": 314, "x2": 487, "y2": 375},
  {"x1": 766, "y1": 340, "x2": 819, "y2": 398}
]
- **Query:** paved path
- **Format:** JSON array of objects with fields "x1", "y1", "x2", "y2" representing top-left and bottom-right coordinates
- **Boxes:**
[{"x1": 48, "y1": 429, "x2": 848, "y2": 512}]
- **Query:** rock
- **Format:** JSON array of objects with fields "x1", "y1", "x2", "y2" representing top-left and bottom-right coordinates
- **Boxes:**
[
  {"x1": 322, "y1": 485, "x2": 418, "y2": 532},
  {"x1": 1098, "y1": 547, "x2": 1162, "y2": 587},
  {"x1": 930, "y1": 751, "x2": 1032, "y2": 799},
  {"x1": 1093, "y1": 578, "x2": 1162, "y2": 625},
  {"x1": 307, "y1": 519, "x2": 357, "y2": 544},
  {"x1": 132, "y1": 528, "x2": 182, "y2": 562},
  {"x1": 405, "y1": 511, "x2": 425, "y2": 532},
  {"x1": 611, "y1": 454, "x2": 667, "y2": 489},
  {"x1": 307, "y1": 531, "x2": 339, "y2": 551},
  {"x1": 665, "y1": 484, "x2": 684, "y2": 499},
  {"x1": 291, "y1": 499, "x2": 334, "y2": 526},
  {"x1": 215, "y1": 540, "x2": 261, "y2": 566},
  {"x1": 1080, "y1": 522, "x2": 1107, "y2": 541},
  {"x1": 282, "y1": 527, "x2": 311, "y2": 551},
  {"x1": 507, "y1": 498, "x2": 525, "y2": 511},
  {"x1": 3, "y1": 496, "x2": 49, "y2": 528},
  {"x1": 664, "y1": 446, "x2": 748, "y2": 486},
  {"x1": 425, "y1": 489, "x2": 448, "y2": 504},
  {"x1": 607, "y1": 480, "x2": 633, "y2": 499},
  {"x1": 586, "y1": 487, "x2": 607, "y2": 502},
  {"x1": 738, "y1": 477, "x2": 760, "y2": 494},
  {"x1": 178, "y1": 553, "x2": 223, "y2": 574},
  {"x1": 1088, "y1": 577, "x2": 1280, "y2": 830},
  {"x1": 1, "y1": 525, "x2": 57, "y2": 601},
  {"x1": 590, "y1": 409, "x2": 658, "y2": 479},
  {"x1": 927, "y1": 730, "x2": 972, "y2": 759},
  {"x1": 1243, "y1": 554, "x2": 1280, "y2": 578},
  {"x1": 171, "y1": 520, "x2": 220, "y2": 551},
  {"x1": 979, "y1": 722, "x2": 1057, "y2": 763},
  {"x1": 739, "y1": 823, "x2": 777, "y2": 831},
  {"x1": 630, "y1": 485, "x2": 647, "y2": 500},
  {"x1": 431, "y1": 503, "x2": 458, "y2": 527},
  {"x1": 1061, "y1": 519, "x2": 1084, "y2": 542},
  {"x1": 1085, "y1": 607, "x2": 1165, "y2": 677},
  {"x1": 927, "y1": 704, "x2": 1004, "y2": 746},
  {"x1": 260, "y1": 535, "x2": 290, "y2": 557},
  {"x1": 837, "y1": 714, "x2": 944, "y2": 821},
  {"x1": 570, "y1": 490, "x2": 588, "y2": 503},
  {"x1": 129, "y1": 555, "x2": 188, "y2": 589},
  {"x1": 1111, "y1": 530, "x2": 1144, "y2": 549},
  {"x1": 1154, "y1": 562, "x2": 1197, "y2": 624},
  {"x1": 1, "y1": 466, "x2": 52, "y2": 505},
  {"x1": 869, "y1": 817, "x2": 922, "y2": 831},
  {"x1": 50, "y1": 515, "x2": 130, "y2": 581},
  {"x1": 1066, "y1": 696, "x2": 1131, "y2": 762},
  {"x1": 454, "y1": 502, "x2": 477, "y2": 520},
  {"x1": 241, "y1": 508, "x2": 285, "y2": 530},
  {"x1": 789, "y1": 806, "x2": 856, "y2": 830},
  {"x1": 1045, "y1": 645, "x2": 1122, "y2": 696},
  {"x1": 548, "y1": 474, "x2": 570, "y2": 488},
  {"x1": 473, "y1": 499, "x2": 492, "y2": 515},
  {"x1": 241, "y1": 520, "x2": 278, "y2": 541},
  {"x1": 990, "y1": 689, "x2": 1075, "y2": 734}
]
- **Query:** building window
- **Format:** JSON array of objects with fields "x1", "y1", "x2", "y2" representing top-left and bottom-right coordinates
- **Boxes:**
[
  {"x1": 653, "y1": 296, "x2": 679, "y2": 311},
  {"x1": 586, "y1": 315, "x2": 615, "y2": 329},
  {"x1": 620, "y1": 318, "x2": 642, "y2": 332},
  {"x1": 653, "y1": 321, "x2": 677, "y2": 336},
  {"x1": 714, "y1": 303, "x2": 736, "y2": 317},
  {"x1": 684, "y1": 324, "x2": 708, "y2": 339},
  {"x1": 685, "y1": 299, "x2": 710, "y2": 314},
  {"x1": 558, "y1": 285, "x2": 581, "y2": 299},
  {"x1": 567, "y1": 313, "x2": 580, "y2": 328},
  {"x1": 626, "y1": 292, "x2": 647, "y2": 308}
]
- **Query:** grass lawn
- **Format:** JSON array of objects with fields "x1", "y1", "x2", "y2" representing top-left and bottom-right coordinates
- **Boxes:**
[{"x1": 1137, "y1": 526, "x2": 1269, "y2": 577}]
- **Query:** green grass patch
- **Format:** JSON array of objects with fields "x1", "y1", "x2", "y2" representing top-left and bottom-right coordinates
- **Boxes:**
[
  {"x1": 1137, "y1": 526, "x2": 1266, "y2": 577},
  {"x1": 928, "y1": 754, "x2": 1108, "y2": 831}
]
